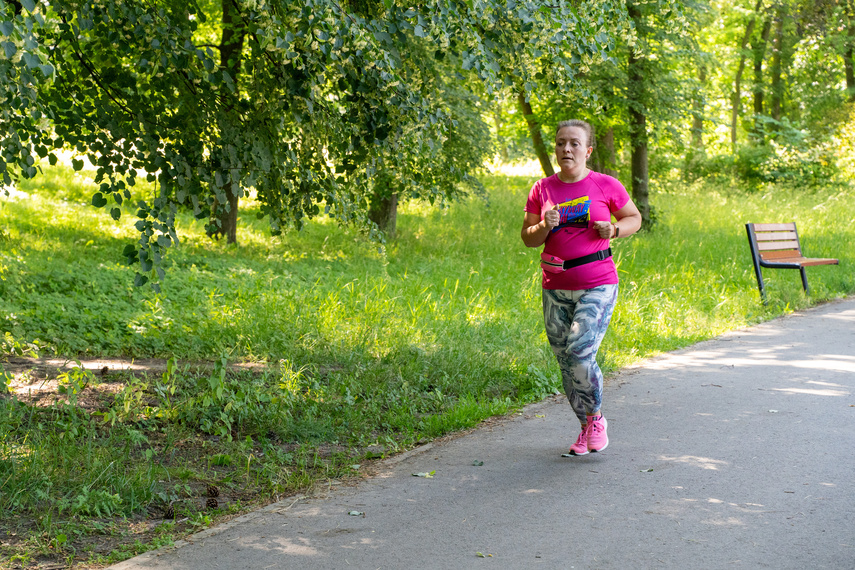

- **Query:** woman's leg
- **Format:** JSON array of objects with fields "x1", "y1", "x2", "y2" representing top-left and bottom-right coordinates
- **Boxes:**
[{"x1": 542, "y1": 285, "x2": 618, "y2": 424}]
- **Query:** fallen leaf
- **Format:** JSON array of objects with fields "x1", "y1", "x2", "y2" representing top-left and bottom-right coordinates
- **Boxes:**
[
  {"x1": 535, "y1": 414, "x2": 545, "y2": 418},
  {"x1": 472, "y1": 460, "x2": 484, "y2": 466},
  {"x1": 348, "y1": 511, "x2": 364, "y2": 516},
  {"x1": 641, "y1": 468, "x2": 653, "y2": 472},
  {"x1": 768, "y1": 410, "x2": 779, "y2": 413},
  {"x1": 412, "y1": 471, "x2": 435, "y2": 478}
]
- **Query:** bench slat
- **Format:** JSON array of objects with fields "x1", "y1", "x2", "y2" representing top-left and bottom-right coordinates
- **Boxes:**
[
  {"x1": 799, "y1": 258, "x2": 839, "y2": 267},
  {"x1": 755, "y1": 231, "x2": 798, "y2": 241},
  {"x1": 760, "y1": 250, "x2": 801, "y2": 260},
  {"x1": 757, "y1": 240, "x2": 800, "y2": 251},
  {"x1": 760, "y1": 256, "x2": 838, "y2": 267},
  {"x1": 753, "y1": 223, "x2": 796, "y2": 231}
]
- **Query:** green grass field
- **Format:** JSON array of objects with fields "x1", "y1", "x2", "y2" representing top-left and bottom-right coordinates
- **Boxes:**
[{"x1": 1, "y1": 167, "x2": 853, "y2": 567}]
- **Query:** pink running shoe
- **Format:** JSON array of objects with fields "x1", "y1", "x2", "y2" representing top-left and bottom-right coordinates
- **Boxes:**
[
  {"x1": 568, "y1": 427, "x2": 589, "y2": 456},
  {"x1": 586, "y1": 415, "x2": 608, "y2": 452}
]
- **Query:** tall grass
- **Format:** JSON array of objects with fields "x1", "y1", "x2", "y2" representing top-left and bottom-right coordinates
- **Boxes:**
[{"x1": 3, "y1": 171, "x2": 851, "y2": 370}]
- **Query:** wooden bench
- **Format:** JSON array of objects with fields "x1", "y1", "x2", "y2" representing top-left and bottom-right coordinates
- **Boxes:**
[{"x1": 745, "y1": 222, "x2": 838, "y2": 302}]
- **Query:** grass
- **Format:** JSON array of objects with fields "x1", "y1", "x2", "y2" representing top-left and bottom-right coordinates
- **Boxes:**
[{"x1": 1, "y1": 165, "x2": 853, "y2": 568}]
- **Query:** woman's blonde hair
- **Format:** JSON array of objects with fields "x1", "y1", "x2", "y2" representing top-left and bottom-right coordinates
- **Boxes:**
[{"x1": 556, "y1": 120, "x2": 594, "y2": 148}]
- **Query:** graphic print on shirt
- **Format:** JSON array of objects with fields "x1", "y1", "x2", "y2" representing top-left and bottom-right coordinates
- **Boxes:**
[{"x1": 552, "y1": 196, "x2": 591, "y2": 232}]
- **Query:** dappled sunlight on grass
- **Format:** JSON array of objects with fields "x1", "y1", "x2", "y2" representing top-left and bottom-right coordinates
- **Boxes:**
[{"x1": 2, "y1": 169, "x2": 854, "y2": 395}]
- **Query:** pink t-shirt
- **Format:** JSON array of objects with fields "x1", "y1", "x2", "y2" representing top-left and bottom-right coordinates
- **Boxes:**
[{"x1": 524, "y1": 171, "x2": 630, "y2": 290}]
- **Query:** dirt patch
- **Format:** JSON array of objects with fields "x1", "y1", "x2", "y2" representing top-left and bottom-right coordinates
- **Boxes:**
[
  {"x1": 2, "y1": 356, "x2": 269, "y2": 405},
  {"x1": 3, "y1": 356, "x2": 268, "y2": 381}
]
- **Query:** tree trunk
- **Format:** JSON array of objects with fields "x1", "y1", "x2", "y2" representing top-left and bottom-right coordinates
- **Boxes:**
[
  {"x1": 751, "y1": 15, "x2": 772, "y2": 140},
  {"x1": 592, "y1": 125, "x2": 618, "y2": 178},
  {"x1": 845, "y1": 47, "x2": 855, "y2": 102},
  {"x1": 368, "y1": 173, "x2": 398, "y2": 237},
  {"x1": 214, "y1": 0, "x2": 245, "y2": 244},
  {"x1": 494, "y1": 107, "x2": 509, "y2": 163},
  {"x1": 844, "y1": 15, "x2": 855, "y2": 101},
  {"x1": 684, "y1": 64, "x2": 706, "y2": 181},
  {"x1": 627, "y1": 2, "x2": 650, "y2": 228},
  {"x1": 731, "y1": 1, "x2": 760, "y2": 153},
  {"x1": 769, "y1": 6, "x2": 785, "y2": 123},
  {"x1": 692, "y1": 65, "x2": 706, "y2": 151},
  {"x1": 517, "y1": 91, "x2": 554, "y2": 177}
]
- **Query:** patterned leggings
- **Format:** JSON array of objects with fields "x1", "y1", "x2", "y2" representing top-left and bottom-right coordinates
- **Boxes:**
[{"x1": 542, "y1": 285, "x2": 618, "y2": 424}]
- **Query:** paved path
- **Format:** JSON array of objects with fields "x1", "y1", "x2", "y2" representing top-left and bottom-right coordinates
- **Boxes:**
[{"x1": 112, "y1": 298, "x2": 855, "y2": 569}]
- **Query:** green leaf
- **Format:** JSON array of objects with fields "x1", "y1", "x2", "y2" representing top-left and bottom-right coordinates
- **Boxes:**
[
  {"x1": 72, "y1": 159, "x2": 84, "y2": 171},
  {"x1": 23, "y1": 53, "x2": 40, "y2": 69},
  {"x1": 134, "y1": 273, "x2": 149, "y2": 287},
  {"x1": 110, "y1": 207, "x2": 121, "y2": 220},
  {"x1": 92, "y1": 193, "x2": 108, "y2": 208},
  {"x1": 21, "y1": 0, "x2": 36, "y2": 13},
  {"x1": 2, "y1": 42, "x2": 16, "y2": 59}
]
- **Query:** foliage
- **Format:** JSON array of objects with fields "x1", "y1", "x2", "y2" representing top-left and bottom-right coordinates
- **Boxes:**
[
  {"x1": 492, "y1": 0, "x2": 695, "y2": 187},
  {"x1": 1, "y1": 0, "x2": 629, "y2": 289},
  {"x1": 687, "y1": 117, "x2": 840, "y2": 189}
]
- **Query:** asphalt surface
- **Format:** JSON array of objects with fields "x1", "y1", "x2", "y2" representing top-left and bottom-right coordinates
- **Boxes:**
[{"x1": 112, "y1": 297, "x2": 855, "y2": 570}]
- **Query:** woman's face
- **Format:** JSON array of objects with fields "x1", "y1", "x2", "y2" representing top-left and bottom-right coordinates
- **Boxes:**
[{"x1": 555, "y1": 126, "x2": 591, "y2": 177}]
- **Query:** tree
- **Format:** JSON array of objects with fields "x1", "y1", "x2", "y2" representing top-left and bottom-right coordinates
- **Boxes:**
[
  {"x1": 212, "y1": 0, "x2": 246, "y2": 244},
  {"x1": 1, "y1": 0, "x2": 626, "y2": 289},
  {"x1": 626, "y1": 1, "x2": 650, "y2": 226},
  {"x1": 518, "y1": 90, "x2": 554, "y2": 177},
  {"x1": 731, "y1": 0, "x2": 762, "y2": 152},
  {"x1": 843, "y1": 3, "x2": 855, "y2": 101},
  {"x1": 751, "y1": 11, "x2": 772, "y2": 138},
  {"x1": 625, "y1": 0, "x2": 695, "y2": 227},
  {"x1": 768, "y1": 2, "x2": 787, "y2": 123}
]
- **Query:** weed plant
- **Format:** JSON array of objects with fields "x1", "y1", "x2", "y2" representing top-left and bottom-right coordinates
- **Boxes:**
[{"x1": 1, "y1": 167, "x2": 853, "y2": 566}]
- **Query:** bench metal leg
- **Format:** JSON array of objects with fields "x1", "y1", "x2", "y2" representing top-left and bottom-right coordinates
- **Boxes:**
[
  {"x1": 755, "y1": 266, "x2": 767, "y2": 303},
  {"x1": 800, "y1": 267, "x2": 809, "y2": 295},
  {"x1": 746, "y1": 224, "x2": 768, "y2": 304}
]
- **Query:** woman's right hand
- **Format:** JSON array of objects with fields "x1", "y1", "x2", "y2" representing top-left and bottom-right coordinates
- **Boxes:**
[
  {"x1": 521, "y1": 206, "x2": 559, "y2": 248},
  {"x1": 543, "y1": 205, "x2": 560, "y2": 231}
]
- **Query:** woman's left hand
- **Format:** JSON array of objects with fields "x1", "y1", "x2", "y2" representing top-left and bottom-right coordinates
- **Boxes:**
[{"x1": 593, "y1": 221, "x2": 614, "y2": 239}]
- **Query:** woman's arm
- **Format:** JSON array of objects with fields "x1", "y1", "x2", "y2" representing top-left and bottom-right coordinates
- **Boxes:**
[
  {"x1": 593, "y1": 200, "x2": 643, "y2": 239},
  {"x1": 521, "y1": 208, "x2": 559, "y2": 248}
]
